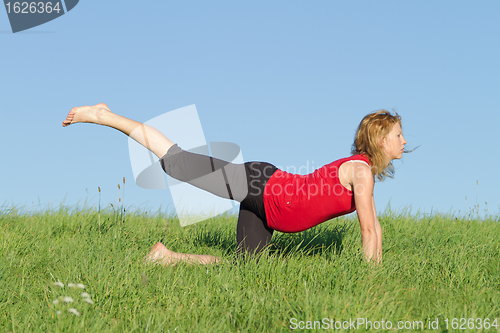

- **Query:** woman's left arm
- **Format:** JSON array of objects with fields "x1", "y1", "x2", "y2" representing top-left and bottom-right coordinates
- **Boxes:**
[{"x1": 372, "y1": 196, "x2": 382, "y2": 262}]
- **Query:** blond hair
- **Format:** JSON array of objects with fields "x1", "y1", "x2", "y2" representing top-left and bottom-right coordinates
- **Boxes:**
[{"x1": 351, "y1": 110, "x2": 402, "y2": 181}]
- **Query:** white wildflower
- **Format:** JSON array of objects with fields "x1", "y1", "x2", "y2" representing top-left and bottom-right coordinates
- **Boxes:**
[
  {"x1": 68, "y1": 283, "x2": 76, "y2": 288},
  {"x1": 63, "y1": 297, "x2": 74, "y2": 303},
  {"x1": 53, "y1": 281, "x2": 64, "y2": 288},
  {"x1": 52, "y1": 299, "x2": 59, "y2": 304},
  {"x1": 83, "y1": 298, "x2": 94, "y2": 305},
  {"x1": 56, "y1": 311, "x2": 62, "y2": 315},
  {"x1": 81, "y1": 292, "x2": 90, "y2": 298},
  {"x1": 76, "y1": 283, "x2": 85, "y2": 289},
  {"x1": 68, "y1": 308, "x2": 80, "y2": 316}
]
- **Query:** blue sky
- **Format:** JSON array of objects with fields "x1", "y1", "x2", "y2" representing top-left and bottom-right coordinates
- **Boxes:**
[{"x1": 1, "y1": 1, "x2": 499, "y2": 218}]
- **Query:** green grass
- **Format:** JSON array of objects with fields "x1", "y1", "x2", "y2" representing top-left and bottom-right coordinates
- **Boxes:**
[{"x1": 1, "y1": 205, "x2": 499, "y2": 332}]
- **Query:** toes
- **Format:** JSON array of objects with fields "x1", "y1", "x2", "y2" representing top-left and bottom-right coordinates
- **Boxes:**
[
  {"x1": 62, "y1": 117, "x2": 72, "y2": 127},
  {"x1": 62, "y1": 116, "x2": 73, "y2": 127}
]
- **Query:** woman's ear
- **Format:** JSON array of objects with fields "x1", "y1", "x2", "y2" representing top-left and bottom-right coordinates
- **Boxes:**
[{"x1": 378, "y1": 136, "x2": 386, "y2": 147}]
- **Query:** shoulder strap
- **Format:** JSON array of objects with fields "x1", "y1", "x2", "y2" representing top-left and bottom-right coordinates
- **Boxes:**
[{"x1": 343, "y1": 160, "x2": 370, "y2": 168}]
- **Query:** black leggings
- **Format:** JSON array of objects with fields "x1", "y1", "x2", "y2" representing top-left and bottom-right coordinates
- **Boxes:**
[{"x1": 160, "y1": 144, "x2": 277, "y2": 256}]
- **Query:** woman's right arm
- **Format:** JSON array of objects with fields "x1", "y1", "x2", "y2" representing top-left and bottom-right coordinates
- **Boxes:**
[{"x1": 351, "y1": 164, "x2": 379, "y2": 263}]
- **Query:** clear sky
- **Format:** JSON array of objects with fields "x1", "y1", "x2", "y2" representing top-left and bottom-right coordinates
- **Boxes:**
[{"x1": 1, "y1": 1, "x2": 499, "y2": 219}]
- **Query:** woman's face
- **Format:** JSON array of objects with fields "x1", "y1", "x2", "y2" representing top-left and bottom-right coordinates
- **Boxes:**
[{"x1": 381, "y1": 122, "x2": 407, "y2": 161}]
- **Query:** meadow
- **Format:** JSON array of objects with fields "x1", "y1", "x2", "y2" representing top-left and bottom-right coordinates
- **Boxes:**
[{"x1": 1, "y1": 204, "x2": 499, "y2": 332}]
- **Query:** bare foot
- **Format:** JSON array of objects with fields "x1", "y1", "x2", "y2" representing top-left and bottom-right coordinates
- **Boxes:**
[
  {"x1": 144, "y1": 242, "x2": 222, "y2": 266},
  {"x1": 62, "y1": 103, "x2": 111, "y2": 127},
  {"x1": 144, "y1": 242, "x2": 173, "y2": 263}
]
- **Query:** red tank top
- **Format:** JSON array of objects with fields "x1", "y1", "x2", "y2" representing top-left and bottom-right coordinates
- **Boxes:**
[{"x1": 263, "y1": 154, "x2": 370, "y2": 233}]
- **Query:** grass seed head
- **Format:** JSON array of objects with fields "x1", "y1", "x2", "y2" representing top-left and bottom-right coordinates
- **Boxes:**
[
  {"x1": 83, "y1": 298, "x2": 94, "y2": 304},
  {"x1": 68, "y1": 308, "x2": 80, "y2": 316}
]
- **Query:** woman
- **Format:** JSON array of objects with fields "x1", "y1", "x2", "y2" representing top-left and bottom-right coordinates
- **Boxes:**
[{"x1": 62, "y1": 104, "x2": 407, "y2": 265}]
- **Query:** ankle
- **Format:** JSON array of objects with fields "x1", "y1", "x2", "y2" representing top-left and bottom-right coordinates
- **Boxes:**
[{"x1": 95, "y1": 108, "x2": 112, "y2": 125}]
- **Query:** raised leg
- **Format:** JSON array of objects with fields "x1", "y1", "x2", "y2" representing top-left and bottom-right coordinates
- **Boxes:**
[
  {"x1": 63, "y1": 104, "x2": 224, "y2": 265},
  {"x1": 62, "y1": 103, "x2": 174, "y2": 158}
]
